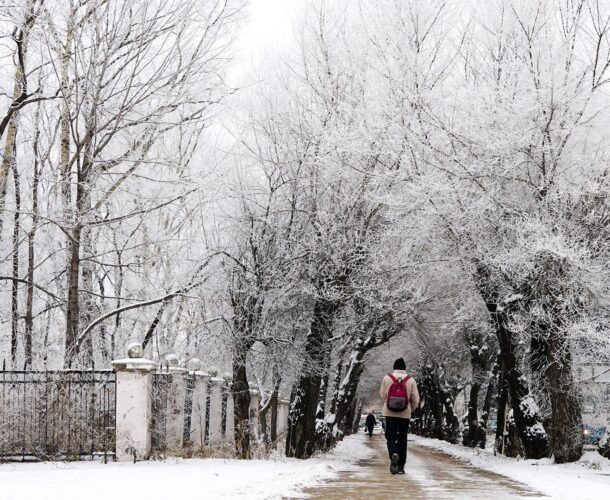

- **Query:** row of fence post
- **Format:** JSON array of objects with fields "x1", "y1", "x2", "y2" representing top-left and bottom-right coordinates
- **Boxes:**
[{"x1": 112, "y1": 344, "x2": 290, "y2": 461}]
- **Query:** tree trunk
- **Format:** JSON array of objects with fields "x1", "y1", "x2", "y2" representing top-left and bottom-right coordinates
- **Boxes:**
[
  {"x1": 0, "y1": 149, "x2": 11, "y2": 239},
  {"x1": 430, "y1": 369, "x2": 446, "y2": 440},
  {"x1": 530, "y1": 256, "x2": 584, "y2": 464},
  {"x1": 259, "y1": 401, "x2": 269, "y2": 447},
  {"x1": 333, "y1": 348, "x2": 366, "y2": 439},
  {"x1": 59, "y1": 13, "x2": 74, "y2": 212},
  {"x1": 0, "y1": 3, "x2": 31, "y2": 241},
  {"x1": 504, "y1": 409, "x2": 523, "y2": 458},
  {"x1": 417, "y1": 364, "x2": 445, "y2": 439},
  {"x1": 328, "y1": 358, "x2": 344, "y2": 417},
  {"x1": 530, "y1": 330, "x2": 550, "y2": 417},
  {"x1": 270, "y1": 388, "x2": 279, "y2": 444},
  {"x1": 463, "y1": 328, "x2": 492, "y2": 447},
  {"x1": 232, "y1": 349, "x2": 252, "y2": 459},
  {"x1": 79, "y1": 224, "x2": 95, "y2": 364},
  {"x1": 10, "y1": 160, "x2": 21, "y2": 365},
  {"x1": 111, "y1": 249, "x2": 124, "y2": 358},
  {"x1": 61, "y1": 14, "x2": 76, "y2": 366},
  {"x1": 313, "y1": 338, "x2": 334, "y2": 451},
  {"x1": 598, "y1": 425, "x2": 610, "y2": 460},
  {"x1": 463, "y1": 382, "x2": 480, "y2": 447},
  {"x1": 24, "y1": 101, "x2": 42, "y2": 369},
  {"x1": 286, "y1": 299, "x2": 336, "y2": 458},
  {"x1": 439, "y1": 382, "x2": 460, "y2": 444},
  {"x1": 545, "y1": 328, "x2": 583, "y2": 463},
  {"x1": 475, "y1": 361, "x2": 498, "y2": 449},
  {"x1": 286, "y1": 374, "x2": 322, "y2": 458},
  {"x1": 475, "y1": 265, "x2": 551, "y2": 460},
  {"x1": 0, "y1": 113, "x2": 18, "y2": 243},
  {"x1": 98, "y1": 277, "x2": 108, "y2": 363},
  {"x1": 343, "y1": 397, "x2": 362, "y2": 437},
  {"x1": 259, "y1": 376, "x2": 281, "y2": 449},
  {"x1": 64, "y1": 223, "x2": 82, "y2": 366},
  {"x1": 0, "y1": 1, "x2": 35, "y2": 360},
  {"x1": 64, "y1": 145, "x2": 95, "y2": 366},
  {"x1": 493, "y1": 306, "x2": 550, "y2": 458},
  {"x1": 495, "y1": 363, "x2": 509, "y2": 455}
]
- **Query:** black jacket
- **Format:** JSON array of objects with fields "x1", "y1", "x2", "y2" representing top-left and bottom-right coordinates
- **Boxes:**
[{"x1": 365, "y1": 413, "x2": 376, "y2": 427}]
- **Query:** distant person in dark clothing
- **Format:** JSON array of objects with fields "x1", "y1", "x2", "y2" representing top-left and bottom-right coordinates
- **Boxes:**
[{"x1": 365, "y1": 412, "x2": 376, "y2": 437}]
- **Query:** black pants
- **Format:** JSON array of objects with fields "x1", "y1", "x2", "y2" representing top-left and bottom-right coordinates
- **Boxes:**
[
  {"x1": 366, "y1": 425, "x2": 374, "y2": 437},
  {"x1": 385, "y1": 417, "x2": 409, "y2": 468}
]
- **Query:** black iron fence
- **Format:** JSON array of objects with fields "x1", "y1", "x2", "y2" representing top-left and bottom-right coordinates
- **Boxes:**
[
  {"x1": 183, "y1": 375, "x2": 195, "y2": 445},
  {"x1": 150, "y1": 371, "x2": 235, "y2": 452},
  {"x1": 151, "y1": 372, "x2": 171, "y2": 451},
  {"x1": 0, "y1": 366, "x2": 116, "y2": 461},
  {"x1": 151, "y1": 371, "x2": 198, "y2": 452}
]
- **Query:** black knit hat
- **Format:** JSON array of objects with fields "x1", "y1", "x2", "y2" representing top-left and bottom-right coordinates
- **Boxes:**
[{"x1": 393, "y1": 358, "x2": 406, "y2": 370}]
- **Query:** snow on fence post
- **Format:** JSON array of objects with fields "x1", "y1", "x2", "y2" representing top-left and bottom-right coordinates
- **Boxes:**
[
  {"x1": 188, "y1": 358, "x2": 209, "y2": 451},
  {"x1": 164, "y1": 354, "x2": 189, "y2": 452},
  {"x1": 112, "y1": 342, "x2": 157, "y2": 462},
  {"x1": 208, "y1": 368, "x2": 225, "y2": 443},
  {"x1": 249, "y1": 389, "x2": 261, "y2": 440},
  {"x1": 277, "y1": 399, "x2": 290, "y2": 435}
]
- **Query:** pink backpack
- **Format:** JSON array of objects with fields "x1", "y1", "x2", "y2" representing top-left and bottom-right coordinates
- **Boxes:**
[{"x1": 386, "y1": 374, "x2": 411, "y2": 412}]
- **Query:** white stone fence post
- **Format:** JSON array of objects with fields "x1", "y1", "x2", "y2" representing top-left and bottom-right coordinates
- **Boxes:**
[
  {"x1": 277, "y1": 399, "x2": 290, "y2": 436},
  {"x1": 163, "y1": 355, "x2": 189, "y2": 453},
  {"x1": 112, "y1": 343, "x2": 156, "y2": 462}
]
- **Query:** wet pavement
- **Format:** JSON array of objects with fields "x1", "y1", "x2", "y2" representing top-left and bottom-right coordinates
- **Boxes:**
[{"x1": 299, "y1": 435, "x2": 546, "y2": 499}]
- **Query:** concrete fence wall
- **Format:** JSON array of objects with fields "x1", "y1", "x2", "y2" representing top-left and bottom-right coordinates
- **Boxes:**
[{"x1": 112, "y1": 345, "x2": 290, "y2": 461}]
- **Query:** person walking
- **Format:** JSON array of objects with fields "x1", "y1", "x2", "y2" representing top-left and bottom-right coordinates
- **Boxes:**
[
  {"x1": 379, "y1": 357, "x2": 420, "y2": 475},
  {"x1": 365, "y1": 412, "x2": 376, "y2": 437}
]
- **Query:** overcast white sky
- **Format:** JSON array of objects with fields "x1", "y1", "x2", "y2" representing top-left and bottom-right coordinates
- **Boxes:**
[
  {"x1": 229, "y1": 0, "x2": 306, "y2": 84},
  {"x1": 237, "y1": 0, "x2": 301, "y2": 55}
]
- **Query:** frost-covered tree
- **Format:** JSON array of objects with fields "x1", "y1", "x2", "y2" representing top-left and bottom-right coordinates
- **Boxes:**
[
  {"x1": 0, "y1": 0, "x2": 241, "y2": 368},
  {"x1": 410, "y1": 0, "x2": 610, "y2": 462}
]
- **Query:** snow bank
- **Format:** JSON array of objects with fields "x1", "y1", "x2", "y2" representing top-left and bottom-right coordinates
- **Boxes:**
[
  {"x1": 411, "y1": 435, "x2": 610, "y2": 499},
  {"x1": 0, "y1": 435, "x2": 372, "y2": 500}
]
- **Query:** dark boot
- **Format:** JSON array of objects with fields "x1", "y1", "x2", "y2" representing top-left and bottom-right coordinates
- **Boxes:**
[{"x1": 390, "y1": 453, "x2": 399, "y2": 475}]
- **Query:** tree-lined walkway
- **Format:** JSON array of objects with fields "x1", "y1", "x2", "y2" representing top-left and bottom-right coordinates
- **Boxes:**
[{"x1": 300, "y1": 435, "x2": 545, "y2": 499}]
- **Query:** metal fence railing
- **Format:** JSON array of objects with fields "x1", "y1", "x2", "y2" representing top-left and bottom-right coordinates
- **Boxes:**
[
  {"x1": 0, "y1": 365, "x2": 116, "y2": 461},
  {"x1": 151, "y1": 372, "x2": 171, "y2": 452}
]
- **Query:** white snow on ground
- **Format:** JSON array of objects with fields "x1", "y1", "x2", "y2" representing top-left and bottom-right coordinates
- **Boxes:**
[
  {"x1": 411, "y1": 434, "x2": 610, "y2": 499},
  {"x1": 0, "y1": 436, "x2": 373, "y2": 500}
]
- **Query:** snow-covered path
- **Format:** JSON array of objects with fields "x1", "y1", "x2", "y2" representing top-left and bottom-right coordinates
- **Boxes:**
[
  {"x1": 302, "y1": 435, "x2": 544, "y2": 499},
  {"x1": 3, "y1": 434, "x2": 609, "y2": 499}
]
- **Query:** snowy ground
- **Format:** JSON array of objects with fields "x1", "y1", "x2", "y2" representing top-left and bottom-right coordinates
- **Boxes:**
[
  {"x1": 5, "y1": 434, "x2": 609, "y2": 500},
  {"x1": 0, "y1": 437, "x2": 373, "y2": 500},
  {"x1": 411, "y1": 434, "x2": 610, "y2": 499}
]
